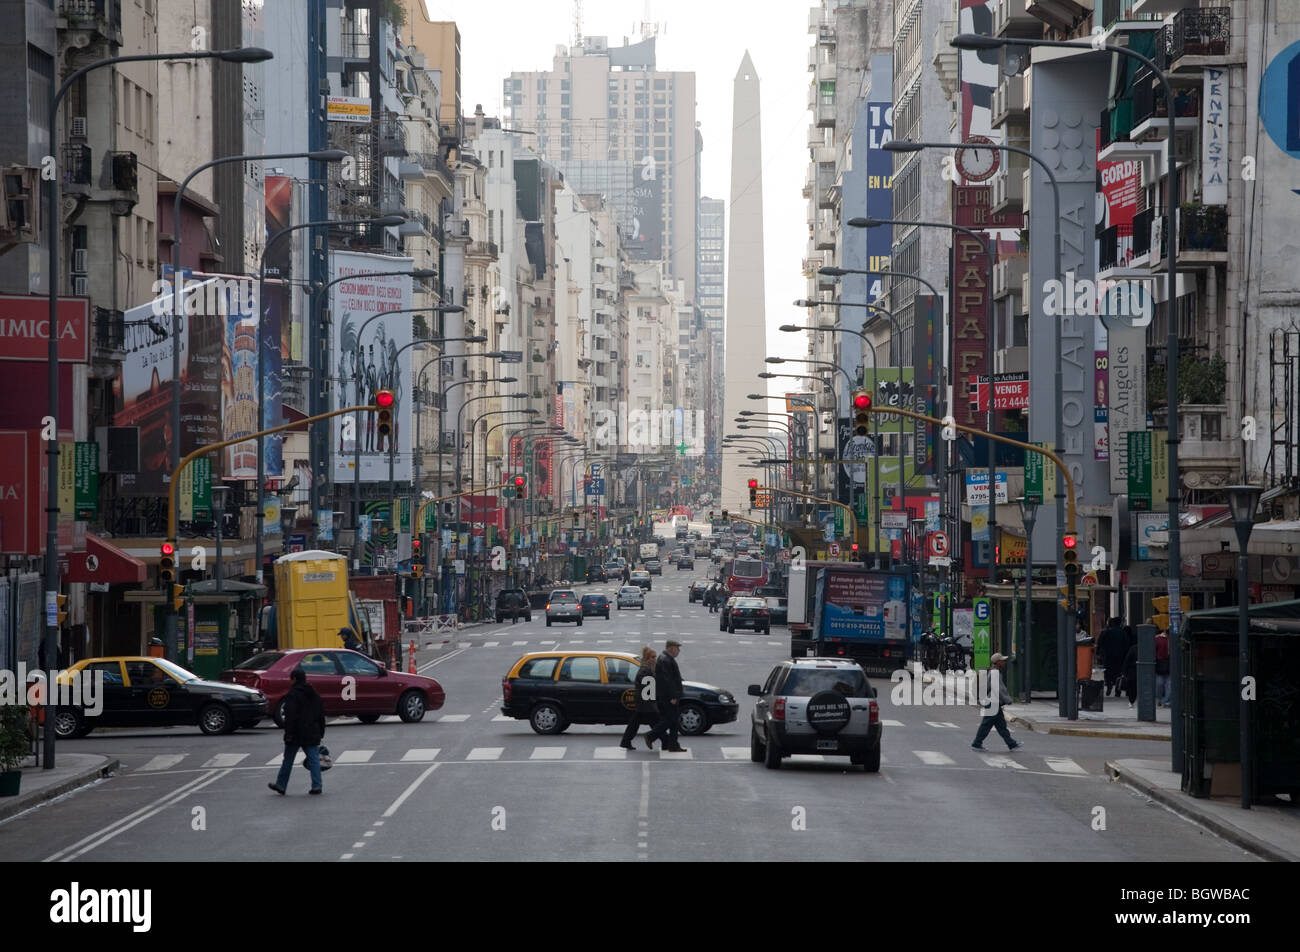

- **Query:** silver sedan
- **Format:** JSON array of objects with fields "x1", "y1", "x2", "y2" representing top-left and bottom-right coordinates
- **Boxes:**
[{"x1": 616, "y1": 585, "x2": 645, "y2": 610}]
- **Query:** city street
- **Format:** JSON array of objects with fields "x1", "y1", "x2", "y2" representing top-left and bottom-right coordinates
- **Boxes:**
[{"x1": 0, "y1": 572, "x2": 1251, "y2": 863}]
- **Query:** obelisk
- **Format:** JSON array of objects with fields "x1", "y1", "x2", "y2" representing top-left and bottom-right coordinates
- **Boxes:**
[{"x1": 722, "y1": 51, "x2": 768, "y2": 515}]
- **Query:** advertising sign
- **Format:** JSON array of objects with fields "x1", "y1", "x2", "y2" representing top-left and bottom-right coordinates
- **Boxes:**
[
  {"x1": 965, "y1": 471, "x2": 1009, "y2": 505},
  {"x1": 330, "y1": 251, "x2": 414, "y2": 483},
  {"x1": 0, "y1": 295, "x2": 90, "y2": 362},
  {"x1": 1128, "y1": 431, "x2": 1153, "y2": 511},
  {"x1": 992, "y1": 372, "x2": 1030, "y2": 410},
  {"x1": 865, "y1": 102, "x2": 895, "y2": 299},
  {"x1": 74, "y1": 441, "x2": 98, "y2": 520},
  {"x1": 953, "y1": 185, "x2": 1022, "y2": 230},
  {"x1": 951, "y1": 228, "x2": 991, "y2": 431},
  {"x1": 1097, "y1": 129, "x2": 1141, "y2": 265},
  {"x1": 911, "y1": 295, "x2": 939, "y2": 476},
  {"x1": 815, "y1": 571, "x2": 907, "y2": 642},
  {"x1": 1201, "y1": 68, "x2": 1228, "y2": 205},
  {"x1": 624, "y1": 172, "x2": 664, "y2": 261},
  {"x1": 327, "y1": 96, "x2": 371, "y2": 122}
]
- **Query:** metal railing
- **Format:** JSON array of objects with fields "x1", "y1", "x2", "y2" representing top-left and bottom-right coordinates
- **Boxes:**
[
  {"x1": 94, "y1": 307, "x2": 124, "y2": 351},
  {"x1": 1175, "y1": 204, "x2": 1228, "y2": 254},
  {"x1": 1132, "y1": 207, "x2": 1156, "y2": 259},
  {"x1": 1132, "y1": 81, "x2": 1199, "y2": 127},
  {"x1": 1167, "y1": 7, "x2": 1230, "y2": 60},
  {"x1": 1098, "y1": 224, "x2": 1134, "y2": 271},
  {"x1": 62, "y1": 144, "x2": 92, "y2": 186}
]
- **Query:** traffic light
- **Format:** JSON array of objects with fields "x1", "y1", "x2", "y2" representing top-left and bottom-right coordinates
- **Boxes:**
[
  {"x1": 1062, "y1": 534, "x2": 1080, "y2": 579},
  {"x1": 748, "y1": 478, "x2": 758, "y2": 507},
  {"x1": 412, "y1": 536, "x2": 423, "y2": 578},
  {"x1": 1058, "y1": 586, "x2": 1070, "y2": 612},
  {"x1": 850, "y1": 542, "x2": 860, "y2": 562},
  {"x1": 56, "y1": 594, "x2": 67, "y2": 627},
  {"x1": 721, "y1": 509, "x2": 729, "y2": 522},
  {"x1": 708, "y1": 510, "x2": 714, "y2": 521},
  {"x1": 159, "y1": 542, "x2": 175, "y2": 585},
  {"x1": 572, "y1": 509, "x2": 579, "y2": 526},
  {"x1": 1151, "y1": 596, "x2": 1190, "y2": 631},
  {"x1": 375, "y1": 388, "x2": 394, "y2": 446},
  {"x1": 514, "y1": 475, "x2": 526, "y2": 500},
  {"x1": 172, "y1": 584, "x2": 185, "y2": 612},
  {"x1": 852, "y1": 389, "x2": 872, "y2": 436}
]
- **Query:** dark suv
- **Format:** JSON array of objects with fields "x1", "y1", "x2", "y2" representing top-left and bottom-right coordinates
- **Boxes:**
[
  {"x1": 749, "y1": 659, "x2": 881, "y2": 772},
  {"x1": 586, "y1": 564, "x2": 608, "y2": 583},
  {"x1": 495, "y1": 589, "x2": 532, "y2": 623}
]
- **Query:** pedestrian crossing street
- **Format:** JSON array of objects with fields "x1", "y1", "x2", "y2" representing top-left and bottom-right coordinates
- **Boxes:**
[{"x1": 131, "y1": 743, "x2": 1092, "y2": 775}]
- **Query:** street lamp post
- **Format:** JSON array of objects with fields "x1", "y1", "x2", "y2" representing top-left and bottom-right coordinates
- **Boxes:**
[
  {"x1": 212, "y1": 484, "x2": 231, "y2": 595},
  {"x1": 1226, "y1": 484, "x2": 1262, "y2": 810},
  {"x1": 1017, "y1": 496, "x2": 1040, "y2": 703},
  {"x1": 43, "y1": 45, "x2": 273, "y2": 768},
  {"x1": 951, "y1": 26, "x2": 1181, "y2": 738}
]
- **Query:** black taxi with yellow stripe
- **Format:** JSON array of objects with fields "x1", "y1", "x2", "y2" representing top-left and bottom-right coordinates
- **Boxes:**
[{"x1": 501, "y1": 650, "x2": 738, "y2": 736}]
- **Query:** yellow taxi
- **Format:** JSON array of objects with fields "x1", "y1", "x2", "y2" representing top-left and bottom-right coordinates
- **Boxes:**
[
  {"x1": 500, "y1": 650, "x2": 738, "y2": 736},
  {"x1": 53, "y1": 656, "x2": 267, "y2": 739}
]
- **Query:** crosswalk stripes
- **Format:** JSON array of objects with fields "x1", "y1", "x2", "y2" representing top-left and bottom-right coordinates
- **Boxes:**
[
  {"x1": 137, "y1": 754, "x2": 187, "y2": 772},
  {"x1": 400, "y1": 749, "x2": 440, "y2": 762},
  {"x1": 1044, "y1": 757, "x2": 1086, "y2": 774},
  {"x1": 530, "y1": 747, "x2": 566, "y2": 760},
  {"x1": 438, "y1": 714, "x2": 471, "y2": 722},
  {"x1": 925, "y1": 721, "x2": 961, "y2": 729},
  {"x1": 720, "y1": 747, "x2": 749, "y2": 760},
  {"x1": 201, "y1": 753, "x2": 249, "y2": 768},
  {"x1": 466, "y1": 747, "x2": 503, "y2": 760},
  {"x1": 980, "y1": 754, "x2": 1026, "y2": 770},
  {"x1": 332, "y1": 749, "x2": 375, "y2": 764},
  {"x1": 512, "y1": 641, "x2": 528, "y2": 646},
  {"x1": 913, "y1": 750, "x2": 955, "y2": 766},
  {"x1": 881, "y1": 719, "x2": 905, "y2": 727},
  {"x1": 483, "y1": 641, "x2": 499, "y2": 647}
]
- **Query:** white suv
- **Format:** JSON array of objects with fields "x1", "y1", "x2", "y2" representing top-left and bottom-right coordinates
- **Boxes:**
[{"x1": 748, "y1": 658, "x2": 881, "y2": 772}]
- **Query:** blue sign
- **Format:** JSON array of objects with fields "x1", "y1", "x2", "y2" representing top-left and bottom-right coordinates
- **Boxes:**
[
  {"x1": 1260, "y1": 39, "x2": 1300, "y2": 157},
  {"x1": 585, "y1": 478, "x2": 605, "y2": 495},
  {"x1": 974, "y1": 599, "x2": 991, "y2": 623},
  {"x1": 499, "y1": 350, "x2": 524, "y2": 363},
  {"x1": 864, "y1": 102, "x2": 894, "y2": 300}
]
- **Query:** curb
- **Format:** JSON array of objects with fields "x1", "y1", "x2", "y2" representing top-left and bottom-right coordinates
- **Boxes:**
[
  {"x1": 1006, "y1": 712, "x2": 1171, "y2": 742},
  {"x1": 1104, "y1": 761, "x2": 1297, "y2": 862},
  {"x1": 0, "y1": 757, "x2": 119, "y2": 825}
]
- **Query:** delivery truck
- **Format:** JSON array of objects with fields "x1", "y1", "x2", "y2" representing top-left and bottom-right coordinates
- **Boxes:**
[{"x1": 788, "y1": 561, "x2": 910, "y2": 677}]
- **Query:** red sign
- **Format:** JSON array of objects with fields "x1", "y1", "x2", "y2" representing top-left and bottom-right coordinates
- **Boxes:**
[
  {"x1": 509, "y1": 435, "x2": 523, "y2": 469},
  {"x1": 458, "y1": 494, "x2": 504, "y2": 532},
  {"x1": 952, "y1": 186, "x2": 1023, "y2": 231},
  {"x1": 0, "y1": 431, "x2": 38, "y2": 555},
  {"x1": 992, "y1": 372, "x2": 1030, "y2": 410},
  {"x1": 0, "y1": 295, "x2": 90, "y2": 363},
  {"x1": 927, "y1": 531, "x2": 950, "y2": 558},
  {"x1": 952, "y1": 229, "x2": 991, "y2": 428}
]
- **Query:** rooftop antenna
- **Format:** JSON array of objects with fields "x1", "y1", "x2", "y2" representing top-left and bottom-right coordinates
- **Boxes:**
[
  {"x1": 573, "y1": 0, "x2": 582, "y2": 48},
  {"x1": 638, "y1": 0, "x2": 666, "y2": 39}
]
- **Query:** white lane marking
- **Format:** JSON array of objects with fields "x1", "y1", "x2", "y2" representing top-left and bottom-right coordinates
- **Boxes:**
[
  {"x1": 381, "y1": 763, "x2": 441, "y2": 818},
  {"x1": 600, "y1": 631, "x2": 615, "y2": 635},
  {"x1": 351, "y1": 841, "x2": 366, "y2": 849},
  {"x1": 720, "y1": 747, "x2": 749, "y2": 760},
  {"x1": 201, "y1": 753, "x2": 249, "y2": 769},
  {"x1": 438, "y1": 714, "x2": 471, "y2": 723},
  {"x1": 401, "y1": 749, "x2": 440, "y2": 762},
  {"x1": 1045, "y1": 757, "x2": 1087, "y2": 775},
  {"x1": 266, "y1": 751, "x2": 306, "y2": 766},
  {"x1": 597, "y1": 639, "x2": 612, "y2": 644},
  {"x1": 340, "y1": 853, "x2": 354, "y2": 860},
  {"x1": 925, "y1": 721, "x2": 960, "y2": 729},
  {"x1": 914, "y1": 750, "x2": 955, "y2": 766},
  {"x1": 881, "y1": 719, "x2": 905, "y2": 727},
  {"x1": 659, "y1": 749, "x2": 693, "y2": 759},
  {"x1": 418, "y1": 645, "x2": 469, "y2": 670},
  {"x1": 593, "y1": 747, "x2": 627, "y2": 760},
  {"x1": 466, "y1": 747, "x2": 504, "y2": 760},
  {"x1": 334, "y1": 750, "x2": 375, "y2": 764},
  {"x1": 138, "y1": 754, "x2": 186, "y2": 772},
  {"x1": 45, "y1": 769, "x2": 232, "y2": 862},
  {"x1": 512, "y1": 641, "x2": 528, "y2": 646},
  {"x1": 568, "y1": 640, "x2": 585, "y2": 644},
  {"x1": 491, "y1": 714, "x2": 513, "y2": 722},
  {"x1": 483, "y1": 641, "x2": 499, "y2": 647},
  {"x1": 530, "y1": 747, "x2": 566, "y2": 760},
  {"x1": 980, "y1": 754, "x2": 1027, "y2": 770}
]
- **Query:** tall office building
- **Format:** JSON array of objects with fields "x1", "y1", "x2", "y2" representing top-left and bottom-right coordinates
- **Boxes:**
[
  {"x1": 723, "y1": 52, "x2": 768, "y2": 513},
  {"x1": 503, "y1": 36, "x2": 697, "y2": 300},
  {"x1": 698, "y1": 197, "x2": 725, "y2": 335}
]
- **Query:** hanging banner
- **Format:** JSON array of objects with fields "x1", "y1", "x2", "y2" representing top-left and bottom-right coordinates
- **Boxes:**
[
  {"x1": 75, "y1": 441, "x2": 99, "y2": 520},
  {"x1": 1201, "y1": 67, "x2": 1228, "y2": 205}
]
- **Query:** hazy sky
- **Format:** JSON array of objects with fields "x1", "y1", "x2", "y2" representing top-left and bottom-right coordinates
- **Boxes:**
[{"x1": 419, "y1": 0, "x2": 810, "y2": 381}]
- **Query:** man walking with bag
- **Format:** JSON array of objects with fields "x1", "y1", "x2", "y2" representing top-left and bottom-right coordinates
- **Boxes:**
[
  {"x1": 269, "y1": 667, "x2": 326, "y2": 796},
  {"x1": 645, "y1": 640, "x2": 687, "y2": 753},
  {"x1": 971, "y1": 653, "x2": 1022, "y2": 752},
  {"x1": 621, "y1": 646, "x2": 660, "y2": 749}
]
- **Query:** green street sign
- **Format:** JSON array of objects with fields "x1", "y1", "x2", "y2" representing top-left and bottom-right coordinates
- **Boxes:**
[
  {"x1": 75, "y1": 441, "x2": 98, "y2": 520},
  {"x1": 191, "y1": 457, "x2": 211, "y2": 522},
  {"x1": 1024, "y1": 444, "x2": 1043, "y2": 506},
  {"x1": 973, "y1": 597, "x2": 992, "y2": 669},
  {"x1": 1127, "y1": 431, "x2": 1153, "y2": 511}
]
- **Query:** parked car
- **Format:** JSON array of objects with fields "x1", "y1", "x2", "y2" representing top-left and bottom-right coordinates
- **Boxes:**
[
  {"x1": 688, "y1": 579, "x2": 711, "y2": 603},
  {"x1": 616, "y1": 585, "x2": 645, "y2": 610},
  {"x1": 221, "y1": 648, "x2": 445, "y2": 727},
  {"x1": 54, "y1": 656, "x2": 266, "y2": 738},
  {"x1": 495, "y1": 588, "x2": 532, "y2": 623},
  {"x1": 677, "y1": 555, "x2": 694, "y2": 570},
  {"x1": 727, "y1": 596, "x2": 771, "y2": 634},
  {"x1": 546, "y1": 590, "x2": 584, "y2": 626},
  {"x1": 580, "y1": 593, "x2": 611, "y2": 618},
  {"x1": 586, "y1": 564, "x2": 608, "y2": 583},
  {"x1": 644, "y1": 558, "x2": 663, "y2": 575},
  {"x1": 630, "y1": 570, "x2": 652, "y2": 591},
  {"x1": 718, "y1": 595, "x2": 741, "y2": 630},
  {"x1": 501, "y1": 650, "x2": 739, "y2": 736},
  {"x1": 749, "y1": 658, "x2": 881, "y2": 771}
]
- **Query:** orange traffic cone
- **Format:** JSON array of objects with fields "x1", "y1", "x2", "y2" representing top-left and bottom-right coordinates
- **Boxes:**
[{"x1": 407, "y1": 640, "x2": 417, "y2": 674}]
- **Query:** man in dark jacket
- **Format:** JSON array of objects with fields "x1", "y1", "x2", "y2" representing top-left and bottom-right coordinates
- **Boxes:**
[
  {"x1": 645, "y1": 640, "x2": 687, "y2": 752},
  {"x1": 620, "y1": 647, "x2": 660, "y2": 749},
  {"x1": 269, "y1": 667, "x2": 326, "y2": 795},
  {"x1": 1098, "y1": 618, "x2": 1129, "y2": 696}
]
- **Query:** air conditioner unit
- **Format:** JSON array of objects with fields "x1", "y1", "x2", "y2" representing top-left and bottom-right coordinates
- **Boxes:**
[
  {"x1": 71, "y1": 117, "x2": 88, "y2": 138},
  {"x1": 72, "y1": 248, "x2": 88, "y2": 273},
  {"x1": 73, "y1": 275, "x2": 89, "y2": 296}
]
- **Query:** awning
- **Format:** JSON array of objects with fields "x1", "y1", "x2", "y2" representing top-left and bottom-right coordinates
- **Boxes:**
[{"x1": 67, "y1": 533, "x2": 148, "y2": 584}]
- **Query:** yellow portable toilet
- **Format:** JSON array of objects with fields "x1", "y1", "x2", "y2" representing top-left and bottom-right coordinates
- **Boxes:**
[{"x1": 274, "y1": 550, "x2": 354, "y2": 650}]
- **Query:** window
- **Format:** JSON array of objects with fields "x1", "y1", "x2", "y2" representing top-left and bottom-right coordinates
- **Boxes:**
[
  {"x1": 296, "y1": 652, "x2": 340, "y2": 675},
  {"x1": 86, "y1": 661, "x2": 123, "y2": 685},
  {"x1": 518, "y1": 657, "x2": 560, "y2": 679},
  {"x1": 126, "y1": 661, "x2": 172, "y2": 684},
  {"x1": 654, "y1": 78, "x2": 666, "y2": 90},
  {"x1": 121, "y1": 76, "x2": 132, "y2": 130},
  {"x1": 604, "y1": 657, "x2": 636, "y2": 683},
  {"x1": 781, "y1": 667, "x2": 870, "y2": 698},
  {"x1": 335, "y1": 652, "x2": 381, "y2": 676},
  {"x1": 559, "y1": 656, "x2": 602, "y2": 682}
]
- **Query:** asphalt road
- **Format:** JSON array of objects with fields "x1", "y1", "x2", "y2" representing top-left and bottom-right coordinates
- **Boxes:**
[{"x1": 0, "y1": 570, "x2": 1255, "y2": 862}]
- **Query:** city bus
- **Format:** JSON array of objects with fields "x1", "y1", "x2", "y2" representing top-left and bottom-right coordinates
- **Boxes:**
[{"x1": 725, "y1": 556, "x2": 769, "y2": 596}]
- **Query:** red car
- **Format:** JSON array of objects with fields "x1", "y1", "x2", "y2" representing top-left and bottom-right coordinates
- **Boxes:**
[{"x1": 219, "y1": 649, "x2": 445, "y2": 726}]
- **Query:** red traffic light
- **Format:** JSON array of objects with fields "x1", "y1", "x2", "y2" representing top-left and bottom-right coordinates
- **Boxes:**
[
  {"x1": 376, "y1": 389, "x2": 395, "y2": 409},
  {"x1": 160, "y1": 542, "x2": 175, "y2": 556},
  {"x1": 850, "y1": 543, "x2": 859, "y2": 551},
  {"x1": 747, "y1": 478, "x2": 758, "y2": 489},
  {"x1": 513, "y1": 476, "x2": 525, "y2": 488},
  {"x1": 1063, "y1": 534, "x2": 1077, "y2": 549},
  {"x1": 853, "y1": 392, "x2": 872, "y2": 410}
]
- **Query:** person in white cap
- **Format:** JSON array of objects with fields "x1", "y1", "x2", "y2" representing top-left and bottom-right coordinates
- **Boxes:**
[{"x1": 971, "y1": 653, "x2": 1022, "y2": 752}]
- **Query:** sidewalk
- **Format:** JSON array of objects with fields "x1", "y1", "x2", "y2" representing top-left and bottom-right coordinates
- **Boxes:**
[
  {"x1": 1005, "y1": 698, "x2": 1171, "y2": 740},
  {"x1": 1107, "y1": 759, "x2": 1300, "y2": 862},
  {"x1": 0, "y1": 753, "x2": 119, "y2": 825}
]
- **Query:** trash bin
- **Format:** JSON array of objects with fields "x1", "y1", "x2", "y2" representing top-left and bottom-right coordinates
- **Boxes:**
[
  {"x1": 1078, "y1": 678, "x2": 1104, "y2": 712},
  {"x1": 1076, "y1": 642, "x2": 1094, "y2": 679}
]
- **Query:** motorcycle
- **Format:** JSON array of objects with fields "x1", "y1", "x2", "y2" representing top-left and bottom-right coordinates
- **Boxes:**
[
  {"x1": 919, "y1": 629, "x2": 943, "y2": 671},
  {"x1": 939, "y1": 634, "x2": 969, "y2": 673}
]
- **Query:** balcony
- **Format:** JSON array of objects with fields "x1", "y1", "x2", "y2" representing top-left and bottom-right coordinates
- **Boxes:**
[
  {"x1": 58, "y1": 0, "x2": 122, "y2": 44},
  {"x1": 1098, "y1": 103, "x2": 1167, "y2": 164},
  {"x1": 62, "y1": 144, "x2": 92, "y2": 189},
  {"x1": 379, "y1": 184, "x2": 406, "y2": 216},
  {"x1": 1150, "y1": 404, "x2": 1236, "y2": 467},
  {"x1": 993, "y1": 0, "x2": 1040, "y2": 36},
  {"x1": 816, "y1": 62, "x2": 835, "y2": 84},
  {"x1": 992, "y1": 256, "x2": 1026, "y2": 301},
  {"x1": 1168, "y1": 203, "x2": 1228, "y2": 262},
  {"x1": 94, "y1": 306, "x2": 124, "y2": 353},
  {"x1": 1130, "y1": 82, "x2": 1200, "y2": 140},
  {"x1": 1097, "y1": 223, "x2": 1152, "y2": 279},
  {"x1": 1024, "y1": 0, "x2": 1089, "y2": 33},
  {"x1": 1018, "y1": 267, "x2": 1030, "y2": 317},
  {"x1": 990, "y1": 153, "x2": 1026, "y2": 215},
  {"x1": 807, "y1": 124, "x2": 825, "y2": 150},
  {"x1": 816, "y1": 100, "x2": 836, "y2": 129},
  {"x1": 341, "y1": 27, "x2": 372, "y2": 62},
  {"x1": 1157, "y1": 7, "x2": 1231, "y2": 71},
  {"x1": 816, "y1": 163, "x2": 837, "y2": 210},
  {"x1": 990, "y1": 73, "x2": 1026, "y2": 128},
  {"x1": 1099, "y1": 0, "x2": 1165, "y2": 34},
  {"x1": 467, "y1": 241, "x2": 498, "y2": 260}
]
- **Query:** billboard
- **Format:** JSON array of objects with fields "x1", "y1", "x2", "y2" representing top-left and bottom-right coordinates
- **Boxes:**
[
  {"x1": 0, "y1": 295, "x2": 90, "y2": 362},
  {"x1": 329, "y1": 251, "x2": 415, "y2": 483},
  {"x1": 624, "y1": 171, "x2": 664, "y2": 261},
  {"x1": 864, "y1": 102, "x2": 894, "y2": 295}
]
